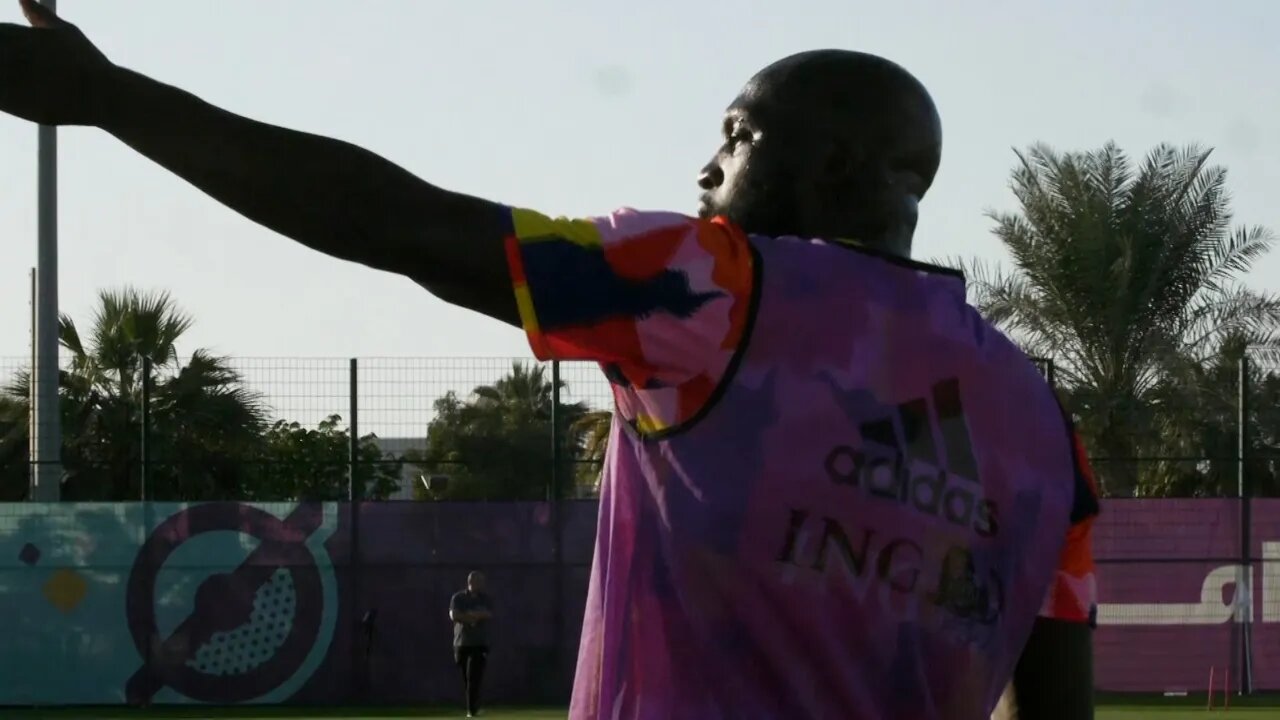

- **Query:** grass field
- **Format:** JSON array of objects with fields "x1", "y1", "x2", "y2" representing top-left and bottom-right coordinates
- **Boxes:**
[
  {"x1": 1096, "y1": 692, "x2": 1280, "y2": 718},
  {"x1": 1100, "y1": 708, "x2": 1276, "y2": 719},
  {"x1": 5, "y1": 698, "x2": 1278, "y2": 719}
]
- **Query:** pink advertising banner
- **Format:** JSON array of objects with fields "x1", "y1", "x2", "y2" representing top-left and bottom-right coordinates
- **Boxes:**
[{"x1": 1093, "y1": 499, "x2": 1280, "y2": 692}]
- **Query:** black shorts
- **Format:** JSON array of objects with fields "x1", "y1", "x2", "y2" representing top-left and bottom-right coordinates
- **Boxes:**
[{"x1": 455, "y1": 645, "x2": 488, "y2": 664}]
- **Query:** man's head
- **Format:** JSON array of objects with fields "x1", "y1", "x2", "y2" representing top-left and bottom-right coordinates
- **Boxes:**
[
  {"x1": 467, "y1": 571, "x2": 485, "y2": 593},
  {"x1": 697, "y1": 50, "x2": 941, "y2": 257}
]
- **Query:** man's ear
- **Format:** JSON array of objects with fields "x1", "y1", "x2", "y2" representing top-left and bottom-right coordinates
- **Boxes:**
[
  {"x1": 886, "y1": 168, "x2": 927, "y2": 200},
  {"x1": 820, "y1": 142, "x2": 926, "y2": 202}
]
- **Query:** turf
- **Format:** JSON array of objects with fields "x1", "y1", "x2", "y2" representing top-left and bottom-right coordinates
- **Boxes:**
[
  {"x1": 1, "y1": 710, "x2": 562, "y2": 720},
  {"x1": 4, "y1": 703, "x2": 1276, "y2": 719},
  {"x1": 1100, "y1": 711, "x2": 1273, "y2": 719}
]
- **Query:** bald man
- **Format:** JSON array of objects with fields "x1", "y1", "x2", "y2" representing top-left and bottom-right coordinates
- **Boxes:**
[{"x1": 0, "y1": 2, "x2": 1097, "y2": 717}]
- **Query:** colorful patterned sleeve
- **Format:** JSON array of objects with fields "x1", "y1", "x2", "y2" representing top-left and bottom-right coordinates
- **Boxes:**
[
  {"x1": 503, "y1": 206, "x2": 755, "y2": 431},
  {"x1": 1039, "y1": 429, "x2": 1101, "y2": 626}
]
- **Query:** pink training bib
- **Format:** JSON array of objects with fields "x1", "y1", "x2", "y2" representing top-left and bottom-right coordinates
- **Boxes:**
[{"x1": 568, "y1": 231, "x2": 1077, "y2": 720}]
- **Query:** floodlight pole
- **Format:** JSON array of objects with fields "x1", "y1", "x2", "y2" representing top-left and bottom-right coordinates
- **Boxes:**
[{"x1": 30, "y1": 0, "x2": 61, "y2": 502}]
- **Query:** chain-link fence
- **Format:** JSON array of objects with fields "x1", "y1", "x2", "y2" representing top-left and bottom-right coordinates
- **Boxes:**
[
  {"x1": 0, "y1": 356, "x2": 614, "y2": 504},
  {"x1": 5, "y1": 353, "x2": 1276, "y2": 504},
  {"x1": 1028, "y1": 353, "x2": 1279, "y2": 501}
]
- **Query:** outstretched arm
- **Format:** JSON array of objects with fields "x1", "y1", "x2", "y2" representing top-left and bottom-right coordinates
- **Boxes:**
[
  {"x1": 2, "y1": 1, "x2": 758, "y2": 411},
  {"x1": 102, "y1": 68, "x2": 516, "y2": 322},
  {"x1": 1, "y1": 1, "x2": 516, "y2": 324}
]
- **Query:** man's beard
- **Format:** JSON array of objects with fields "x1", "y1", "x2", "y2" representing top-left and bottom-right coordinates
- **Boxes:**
[{"x1": 724, "y1": 186, "x2": 802, "y2": 237}]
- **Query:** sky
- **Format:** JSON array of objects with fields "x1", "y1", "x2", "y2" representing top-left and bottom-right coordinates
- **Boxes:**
[{"x1": 0, "y1": 0, "x2": 1276, "y2": 365}]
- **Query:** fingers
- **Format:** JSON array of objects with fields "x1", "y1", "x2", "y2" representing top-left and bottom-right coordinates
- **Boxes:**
[{"x1": 19, "y1": 0, "x2": 63, "y2": 30}]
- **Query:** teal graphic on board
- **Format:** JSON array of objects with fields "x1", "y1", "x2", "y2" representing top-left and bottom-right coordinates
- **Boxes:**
[{"x1": 0, "y1": 502, "x2": 339, "y2": 705}]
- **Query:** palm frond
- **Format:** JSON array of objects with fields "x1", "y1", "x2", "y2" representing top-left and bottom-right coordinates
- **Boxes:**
[{"x1": 980, "y1": 142, "x2": 1276, "y2": 496}]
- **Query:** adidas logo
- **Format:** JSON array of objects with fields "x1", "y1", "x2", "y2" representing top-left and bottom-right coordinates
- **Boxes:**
[{"x1": 822, "y1": 378, "x2": 999, "y2": 538}]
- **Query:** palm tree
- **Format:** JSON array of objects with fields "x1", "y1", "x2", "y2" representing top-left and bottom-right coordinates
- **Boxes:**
[
  {"x1": 0, "y1": 394, "x2": 27, "y2": 500},
  {"x1": 0, "y1": 288, "x2": 266, "y2": 500},
  {"x1": 412, "y1": 362, "x2": 591, "y2": 500},
  {"x1": 959, "y1": 143, "x2": 1280, "y2": 496},
  {"x1": 571, "y1": 409, "x2": 613, "y2": 495},
  {"x1": 471, "y1": 362, "x2": 564, "y2": 421}
]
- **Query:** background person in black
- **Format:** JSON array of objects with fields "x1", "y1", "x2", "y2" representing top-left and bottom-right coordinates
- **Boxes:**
[{"x1": 449, "y1": 571, "x2": 492, "y2": 717}]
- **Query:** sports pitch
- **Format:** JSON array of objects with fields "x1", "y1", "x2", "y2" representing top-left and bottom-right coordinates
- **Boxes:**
[{"x1": 6, "y1": 699, "x2": 1280, "y2": 719}]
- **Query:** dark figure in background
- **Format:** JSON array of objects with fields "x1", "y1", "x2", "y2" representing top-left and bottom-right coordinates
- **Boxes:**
[
  {"x1": 0, "y1": 2, "x2": 1097, "y2": 717},
  {"x1": 449, "y1": 571, "x2": 493, "y2": 718}
]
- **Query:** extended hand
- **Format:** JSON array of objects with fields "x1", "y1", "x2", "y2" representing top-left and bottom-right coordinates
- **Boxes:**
[{"x1": 0, "y1": 0, "x2": 115, "y2": 125}]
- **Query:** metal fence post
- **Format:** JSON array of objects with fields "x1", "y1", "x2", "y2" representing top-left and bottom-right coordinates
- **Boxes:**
[
  {"x1": 348, "y1": 357, "x2": 363, "y2": 700},
  {"x1": 1238, "y1": 354, "x2": 1253, "y2": 695},
  {"x1": 551, "y1": 360, "x2": 562, "y2": 503},
  {"x1": 349, "y1": 358, "x2": 360, "y2": 503},
  {"x1": 550, "y1": 360, "x2": 565, "y2": 692},
  {"x1": 140, "y1": 356, "x2": 152, "y2": 502}
]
